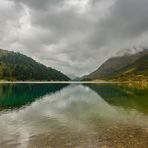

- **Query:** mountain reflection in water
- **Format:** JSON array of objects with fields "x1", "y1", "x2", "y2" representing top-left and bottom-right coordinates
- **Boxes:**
[
  {"x1": 0, "y1": 83, "x2": 68, "y2": 110},
  {"x1": 0, "y1": 83, "x2": 147, "y2": 148}
]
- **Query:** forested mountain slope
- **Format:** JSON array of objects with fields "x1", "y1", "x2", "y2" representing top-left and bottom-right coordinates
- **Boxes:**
[{"x1": 0, "y1": 49, "x2": 70, "y2": 81}]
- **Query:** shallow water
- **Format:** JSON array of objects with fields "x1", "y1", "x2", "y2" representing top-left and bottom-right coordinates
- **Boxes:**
[{"x1": 0, "y1": 83, "x2": 148, "y2": 148}]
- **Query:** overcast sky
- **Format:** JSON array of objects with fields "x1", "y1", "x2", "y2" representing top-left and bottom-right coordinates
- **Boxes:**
[{"x1": 0, "y1": 0, "x2": 148, "y2": 77}]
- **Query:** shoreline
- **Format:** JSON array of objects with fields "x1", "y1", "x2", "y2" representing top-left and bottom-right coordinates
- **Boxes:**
[
  {"x1": 0, "y1": 81, "x2": 147, "y2": 84},
  {"x1": 0, "y1": 81, "x2": 115, "y2": 84}
]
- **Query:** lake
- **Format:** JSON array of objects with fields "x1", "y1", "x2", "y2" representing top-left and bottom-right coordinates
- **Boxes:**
[{"x1": 0, "y1": 83, "x2": 148, "y2": 148}]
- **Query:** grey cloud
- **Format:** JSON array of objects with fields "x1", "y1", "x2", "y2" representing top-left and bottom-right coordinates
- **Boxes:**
[
  {"x1": 10, "y1": 0, "x2": 63, "y2": 10},
  {"x1": 103, "y1": 0, "x2": 148, "y2": 39},
  {"x1": 1, "y1": 0, "x2": 148, "y2": 77}
]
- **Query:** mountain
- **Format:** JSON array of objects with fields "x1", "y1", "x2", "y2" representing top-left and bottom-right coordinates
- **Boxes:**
[
  {"x1": 83, "y1": 49, "x2": 148, "y2": 81},
  {"x1": 0, "y1": 49, "x2": 70, "y2": 81}
]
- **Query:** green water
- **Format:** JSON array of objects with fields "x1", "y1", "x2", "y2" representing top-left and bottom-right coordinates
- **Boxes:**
[{"x1": 0, "y1": 83, "x2": 148, "y2": 148}]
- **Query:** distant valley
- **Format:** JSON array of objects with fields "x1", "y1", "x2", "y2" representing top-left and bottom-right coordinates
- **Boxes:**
[{"x1": 0, "y1": 48, "x2": 148, "y2": 82}]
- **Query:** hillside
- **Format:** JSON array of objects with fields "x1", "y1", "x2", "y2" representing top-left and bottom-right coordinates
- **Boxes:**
[
  {"x1": 83, "y1": 49, "x2": 148, "y2": 81},
  {"x1": 114, "y1": 54, "x2": 148, "y2": 81},
  {"x1": 0, "y1": 49, "x2": 70, "y2": 81}
]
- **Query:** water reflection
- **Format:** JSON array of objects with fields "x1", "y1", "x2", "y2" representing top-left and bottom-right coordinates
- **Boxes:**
[
  {"x1": 86, "y1": 83, "x2": 148, "y2": 114},
  {"x1": 0, "y1": 83, "x2": 68, "y2": 111},
  {"x1": 0, "y1": 84, "x2": 147, "y2": 147}
]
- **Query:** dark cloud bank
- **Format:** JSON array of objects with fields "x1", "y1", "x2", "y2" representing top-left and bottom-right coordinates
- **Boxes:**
[{"x1": 0, "y1": 0, "x2": 148, "y2": 77}]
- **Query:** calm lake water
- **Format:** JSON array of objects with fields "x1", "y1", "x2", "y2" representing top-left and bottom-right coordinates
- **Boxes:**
[{"x1": 0, "y1": 83, "x2": 148, "y2": 148}]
